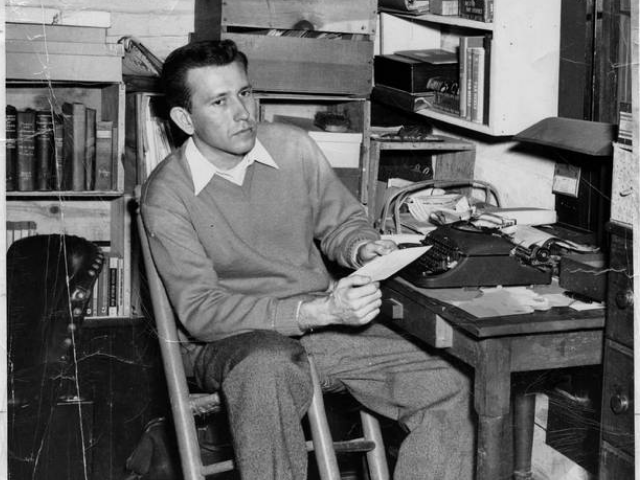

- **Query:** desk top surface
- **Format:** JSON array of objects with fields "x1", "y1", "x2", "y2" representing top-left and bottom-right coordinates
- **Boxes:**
[{"x1": 383, "y1": 277, "x2": 606, "y2": 339}]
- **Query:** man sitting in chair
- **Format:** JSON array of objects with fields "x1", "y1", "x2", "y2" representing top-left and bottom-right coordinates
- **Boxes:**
[{"x1": 140, "y1": 39, "x2": 474, "y2": 480}]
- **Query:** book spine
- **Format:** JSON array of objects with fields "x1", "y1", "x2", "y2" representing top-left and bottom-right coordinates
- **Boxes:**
[
  {"x1": 84, "y1": 108, "x2": 97, "y2": 190},
  {"x1": 111, "y1": 125, "x2": 119, "y2": 190},
  {"x1": 468, "y1": 47, "x2": 484, "y2": 123},
  {"x1": 99, "y1": 250, "x2": 111, "y2": 316},
  {"x1": 465, "y1": 47, "x2": 475, "y2": 121},
  {"x1": 53, "y1": 121, "x2": 65, "y2": 190},
  {"x1": 474, "y1": 47, "x2": 485, "y2": 124},
  {"x1": 117, "y1": 256, "x2": 125, "y2": 317},
  {"x1": 458, "y1": 38, "x2": 468, "y2": 119},
  {"x1": 35, "y1": 110, "x2": 54, "y2": 190},
  {"x1": 16, "y1": 109, "x2": 37, "y2": 191},
  {"x1": 6, "y1": 105, "x2": 18, "y2": 191},
  {"x1": 94, "y1": 120, "x2": 114, "y2": 190},
  {"x1": 108, "y1": 255, "x2": 119, "y2": 317},
  {"x1": 62, "y1": 102, "x2": 86, "y2": 191},
  {"x1": 482, "y1": 35, "x2": 491, "y2": 125}
]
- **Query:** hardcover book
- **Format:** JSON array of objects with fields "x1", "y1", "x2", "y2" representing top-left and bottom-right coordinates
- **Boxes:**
[
  {"x1": 458, "y1": 36, "x2": 483, "y2": 119},
  {"x1": 62, "y1": 102, "x2": 87, "y2": 191},
  {"x1": 16, "y1": 109, "x2": 37, "y2": 191},
  {"x1": 6, "y1": 105, "x2": 18, "y2": 191},
  {"x1": 35, "y1": 110, "x2": 54, "y2": 190},
  {"x1": 95, "y1": 120, "x2": 114, "y2": 190},
  {"x1": 53, "y1": 120, "x2": 65, "y2": 190},
  {"x1": 394, "y1": 49, "x2": 457, "y2": 64},
  {"x1": 459, "y1": 0, "x2": 493, "y2": 22},
  {"x1": 84, "y1": 108, "x2": 97, "y2": 190}
]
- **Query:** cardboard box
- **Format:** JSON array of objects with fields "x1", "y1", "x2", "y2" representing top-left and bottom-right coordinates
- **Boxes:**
[
  {"x1": 431, "y1": 0, "x2": 459, "y2": 15},
  {"x1": 309, "y1": 131, "x2": 362, "y2": 169},
  {"x1": 374, "y1": 54, "x2": 458, "y2": 93}
]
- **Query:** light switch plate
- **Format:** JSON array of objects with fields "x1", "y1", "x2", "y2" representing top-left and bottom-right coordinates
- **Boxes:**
[{"x1": 552, "y1": 163, "x2": 581, "y2": 197}]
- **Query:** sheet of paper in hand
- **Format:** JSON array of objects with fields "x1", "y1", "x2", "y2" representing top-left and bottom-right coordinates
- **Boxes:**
[{"x1": 352, "y1": 246, "x2": 431, "y2": 282}]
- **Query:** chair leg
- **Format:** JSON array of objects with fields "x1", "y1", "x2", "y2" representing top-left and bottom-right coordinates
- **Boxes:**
[
  {"x1": 307, "y1": 357, "x2": 342, "y2": 480},
  {"x1": 360, "y1": 411, "x2": 390, "y2": 480}
]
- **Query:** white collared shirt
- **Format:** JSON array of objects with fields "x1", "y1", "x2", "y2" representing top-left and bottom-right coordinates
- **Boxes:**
[{"x1": 185, "y1": 137, "x2": 279, "y2": 194}]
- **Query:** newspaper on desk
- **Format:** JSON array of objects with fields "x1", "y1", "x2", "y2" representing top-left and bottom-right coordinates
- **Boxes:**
[{"x1": 425, "y1": 279, "x2": 604, "y2": 318}]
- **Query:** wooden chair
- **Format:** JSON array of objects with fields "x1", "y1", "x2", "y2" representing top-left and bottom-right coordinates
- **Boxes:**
[{"x1": 136, "y1": 204, "x2": 390, "y2": 480}]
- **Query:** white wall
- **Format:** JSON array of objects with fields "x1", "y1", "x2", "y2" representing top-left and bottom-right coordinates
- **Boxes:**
[{"x1": 434, "y1": 125, "x2": 557, "y2": 209}]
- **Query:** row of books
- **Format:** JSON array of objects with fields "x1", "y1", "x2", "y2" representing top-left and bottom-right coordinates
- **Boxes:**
[
  {"x1": 380, "y1": 0, "x2": 493, "y2": 22},
  {"x1": 5, "y1": 103, "x2": 118, "y2": 192},
  {"x1": 138, "y1": 95, "x2": 180, "y2": 182},
  {"x1": 458, "y1": 35, "x2": 490, "y2": 124},
  {"x1": 6, "y1": 220, "x2": 37, "y2": 251},
  {"x1": 373, "y1": 39, "x2": 489, "y2": 123},
  {"x1": 86, "y1": 247, "x2": 127, "y2": 318}
]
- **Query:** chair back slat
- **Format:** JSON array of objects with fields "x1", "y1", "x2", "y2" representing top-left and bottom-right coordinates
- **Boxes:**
[{"x1": 136, "y1": 204, "x2": 209, "y2": 480}]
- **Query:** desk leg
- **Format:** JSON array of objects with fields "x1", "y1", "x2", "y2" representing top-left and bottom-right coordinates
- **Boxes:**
[
  {"x1": 513, "y1": 390, "x2": 536, "y2": 480},
  {"x1": 474, "y1": 340, "x2": 512, "y2": 480}
]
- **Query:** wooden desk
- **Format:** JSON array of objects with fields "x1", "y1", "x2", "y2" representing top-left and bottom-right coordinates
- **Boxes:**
[{"x1": 380, "y1": 278, "x2": 605, "y2": 480}]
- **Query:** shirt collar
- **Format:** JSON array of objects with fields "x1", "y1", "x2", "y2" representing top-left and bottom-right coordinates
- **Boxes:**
[{"x1": 185, "y1": 137, "x2": 279, "y2": 194}]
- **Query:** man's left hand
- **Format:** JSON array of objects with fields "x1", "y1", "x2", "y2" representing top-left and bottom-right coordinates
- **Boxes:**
[{"x1": 357, "y1": 239, "x2": 398, "y2": 265}]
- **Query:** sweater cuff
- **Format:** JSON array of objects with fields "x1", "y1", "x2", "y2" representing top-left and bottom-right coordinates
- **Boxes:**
[
  {"x1": 346, "y1": 234, "x2": 380, "y2": 268},
  {"x1": 273, "y1": 297, "x2": 305, "y2": 337}
]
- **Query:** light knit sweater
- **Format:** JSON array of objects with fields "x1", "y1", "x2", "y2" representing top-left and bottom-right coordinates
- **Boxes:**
[{"x1": 141, "y1": 122, "x2": 379, "y2": 345}]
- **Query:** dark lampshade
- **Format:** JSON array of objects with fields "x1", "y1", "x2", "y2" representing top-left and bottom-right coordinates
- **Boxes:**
[{"x1": 513, "y1": 117, "x2": 616, "y2": 157}]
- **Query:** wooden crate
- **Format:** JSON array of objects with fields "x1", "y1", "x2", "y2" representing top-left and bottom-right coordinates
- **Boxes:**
[{"x1": 194, "y1": 0, "x2": 376, "y2": 95}]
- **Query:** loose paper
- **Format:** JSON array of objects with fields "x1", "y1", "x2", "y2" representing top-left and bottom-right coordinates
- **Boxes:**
[{"x1": 352, "y1": 246, "x2": 431, "y2": 281}]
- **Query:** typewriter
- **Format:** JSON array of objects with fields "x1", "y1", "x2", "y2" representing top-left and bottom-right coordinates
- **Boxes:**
[{"x1": 399, "y1": 222, "x2": 553, "y2": 288}]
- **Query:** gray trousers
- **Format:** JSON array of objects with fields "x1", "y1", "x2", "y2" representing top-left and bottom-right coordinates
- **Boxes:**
[{"x1": 194, "y1": 322, "x2": 475, "y2": 480}]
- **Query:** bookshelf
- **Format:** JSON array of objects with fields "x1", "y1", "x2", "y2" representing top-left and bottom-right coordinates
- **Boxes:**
[
  {"x1": 5, "y1": 25, "x2": 137, "y2": 319},
  {"x1": 376, "y1": 0, "x2": 561, "y2": 136},
  {"x1": 126, "y1": 90, "x2": 372, "y2": 204}
]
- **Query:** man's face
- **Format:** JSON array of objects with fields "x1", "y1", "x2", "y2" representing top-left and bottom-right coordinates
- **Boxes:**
[{"x1": 176, "y1": 61, "x2": 257, "y2": 167}]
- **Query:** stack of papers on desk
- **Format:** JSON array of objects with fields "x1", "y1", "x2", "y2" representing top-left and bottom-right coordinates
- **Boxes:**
[{"x1": 428, "y1": 281, "x2": 604, "y2": 318}]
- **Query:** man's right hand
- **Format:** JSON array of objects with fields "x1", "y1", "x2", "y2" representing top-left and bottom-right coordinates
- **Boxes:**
[{"x1": 297, "y1": 275, "x2": 382, "y2": 331}]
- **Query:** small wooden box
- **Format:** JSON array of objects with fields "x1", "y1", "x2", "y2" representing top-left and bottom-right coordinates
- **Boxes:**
[
  {"x1": 224, "y1": 33, "x2": 373, "y2": 95},
  {"x1": 374, "y1": 55, "x2": 459, "y2": 93}
]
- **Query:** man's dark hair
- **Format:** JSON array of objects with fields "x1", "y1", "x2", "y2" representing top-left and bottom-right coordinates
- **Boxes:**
[{"x1": 161, "y1": 39, "x2": 249, "y2": 111}]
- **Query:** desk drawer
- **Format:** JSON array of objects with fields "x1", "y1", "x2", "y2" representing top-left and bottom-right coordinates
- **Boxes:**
[
  {"x1": 381, "y1": 289, "x2": 452, "y2": 348},
  {"x1": 600, "y1": 340, "x2": 634, "y2": 456}
]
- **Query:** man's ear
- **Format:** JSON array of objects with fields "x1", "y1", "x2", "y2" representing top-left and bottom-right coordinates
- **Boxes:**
[{"x1": 170, "y1": 106, "x2": 194, "y2": 135}]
